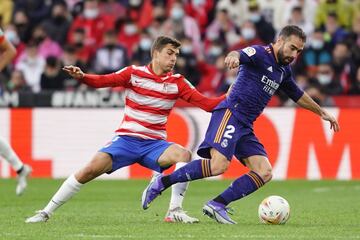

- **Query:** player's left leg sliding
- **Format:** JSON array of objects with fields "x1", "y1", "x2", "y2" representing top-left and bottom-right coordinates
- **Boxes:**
[
  {"x1": 142, "y1": 159, "x2": 211, "y2": 209},
  {"x1": 164, "y1": 162, "x2": 199, "y2": 223},
  {"x1": 203, "y1": 171, "x2": 265, "y2": 224},
  {"x1": 25, "y1": 174, "x2": 83, "y2": 223}
]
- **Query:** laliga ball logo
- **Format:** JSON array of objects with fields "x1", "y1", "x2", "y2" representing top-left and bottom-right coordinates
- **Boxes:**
[{"x1": 258, "y1": 195, "x2": 290, "y2": 225}]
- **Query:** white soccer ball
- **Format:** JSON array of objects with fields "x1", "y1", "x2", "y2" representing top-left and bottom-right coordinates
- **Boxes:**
[{"x1": 258, "y1": 195, "x2": 290, "y2": 225}]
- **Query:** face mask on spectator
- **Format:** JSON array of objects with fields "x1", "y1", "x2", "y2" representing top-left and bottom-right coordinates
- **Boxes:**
[
  {"x1": 249, "y1": 13, "x2": 261, "y2": 23},
  {"x1": 311, "y1": 39, "x2": 324, "y2": 50},
  {"x1": 124, "y1": 24, "x2": 138, "y2": 35},
  {"x1": 193, "y1": 0, "x2": 205, "y2": 6},
  {"x1": 181, "y1": 45, "x2": 193, "y2": 54},
  {"x1": 209, "y1": 46, "x2": 222, "y2": 56},
  {"x1": 84, "y1": 9, "x2": 99, "y2": 19},
  {"x1": 139, "y1": 38, "x2": 152, "y2": 50},
  {"x1": 241, "y1": 28, "x2": 255, "y2": 40},
  {"x1": 317, "y1": 74, "x2": 332, "y2": 85},
  {"x1": 53, "y1": 15, "x2": 66, "y2": 24},
  {"x1": 129, "y1": 0, "x2": 142, "y2": 7},
  {"x1": 5, "y1": 30, "x2": 20, "y2": 45},
  {"x1": 171, "y1": 8, "x2": 184, "y2": 20}
]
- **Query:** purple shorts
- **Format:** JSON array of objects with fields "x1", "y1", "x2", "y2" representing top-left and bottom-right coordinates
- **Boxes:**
[{"x1": 197, "y1": 108, "x2": 267, "y2": 163}]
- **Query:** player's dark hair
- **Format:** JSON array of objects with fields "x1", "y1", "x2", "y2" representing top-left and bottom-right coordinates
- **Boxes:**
[
  {"x1": 279, "y1": 25, "x2": 307, "y2": 43},
  {"x1": 151, "y1": 36, "x2": 181, "y2": 57}
]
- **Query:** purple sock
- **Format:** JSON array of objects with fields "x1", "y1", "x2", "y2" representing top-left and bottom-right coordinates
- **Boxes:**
[
  {"x1": 161, "y1": 159, "x2": 211, "y2": 189},
  {"x1": 214, "y1": 171, "x2": 265, "y2": 206}
]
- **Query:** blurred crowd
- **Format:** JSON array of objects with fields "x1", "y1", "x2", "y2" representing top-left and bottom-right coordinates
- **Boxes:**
[{"x1": 0, "y1": 0, "x2": 360, "y2": 106}]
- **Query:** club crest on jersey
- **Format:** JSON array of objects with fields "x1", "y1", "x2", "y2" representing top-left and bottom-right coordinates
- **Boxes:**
[
  {"x1": 221, "y1": 139, "x2": 228, "y2": 148},
  {"x1": 242, "y1": 47, "x2": 256, "y2": 57}
]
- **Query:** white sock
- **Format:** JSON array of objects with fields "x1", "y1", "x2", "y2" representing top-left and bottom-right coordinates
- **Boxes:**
[
  {"x1": 0, "y1": 136, "x2": 23, "y2": 171},
  {"x1": 169, "y1": 162, "x2": 189, "y2": 210},
  {"x1": 43, "y1": 174, "x2": 83, "y2": 215}
]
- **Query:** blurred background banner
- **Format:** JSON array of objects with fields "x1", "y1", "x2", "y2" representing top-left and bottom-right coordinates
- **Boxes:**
[{"x1": 0, "y1": 107, "x2": 358, "y2": 180}]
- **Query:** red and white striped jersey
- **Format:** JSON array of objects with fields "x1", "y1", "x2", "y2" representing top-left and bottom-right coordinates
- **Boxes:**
[{"x1": 82, "y1": 64, "x2": 225, "y2": 140}]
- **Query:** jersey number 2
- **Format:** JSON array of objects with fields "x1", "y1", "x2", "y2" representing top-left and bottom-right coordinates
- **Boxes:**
[{"x1": 223, "y1": 125, "x2": 235, "y2": 139}]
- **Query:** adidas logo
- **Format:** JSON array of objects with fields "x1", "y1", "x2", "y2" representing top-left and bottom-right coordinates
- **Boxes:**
[{"x1": 267, "y1": 66, "x2": 273, "y2": 72}]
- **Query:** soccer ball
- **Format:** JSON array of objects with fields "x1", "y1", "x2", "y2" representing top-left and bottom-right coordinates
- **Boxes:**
[{"x1": 258, "y1": 195, "x2": 290, "y2": 225}]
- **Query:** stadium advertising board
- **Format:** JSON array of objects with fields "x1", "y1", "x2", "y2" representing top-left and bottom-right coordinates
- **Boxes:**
[{"x1": 0, "y1": 108, "x2": 359, "y2": 179}]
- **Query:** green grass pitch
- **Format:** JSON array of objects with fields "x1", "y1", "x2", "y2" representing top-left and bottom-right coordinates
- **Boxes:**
[{"x1": 0, "y1": 179, "x2": 359, "y2": 240}]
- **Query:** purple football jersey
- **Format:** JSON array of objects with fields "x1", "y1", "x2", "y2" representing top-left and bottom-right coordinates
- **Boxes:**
[{"x1": 216, "y1": 45, "x2": 304, "y2": 125}]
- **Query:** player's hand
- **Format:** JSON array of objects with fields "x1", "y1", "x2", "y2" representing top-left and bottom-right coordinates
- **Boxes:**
[
  {"x1": 224, "y1": 51, "x2": 240, "y2": 69},
  {"x1": 62, "y1": 65, "x2": 84, "y2": 79},
  {"x1": 321, "y1": 111, "x2": 340, "y2": 132}
]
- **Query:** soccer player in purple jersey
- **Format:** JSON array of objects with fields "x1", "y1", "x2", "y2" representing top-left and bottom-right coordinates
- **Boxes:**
[{"x1": 142, "y1": 25, "x2": 340, "y2": 224}]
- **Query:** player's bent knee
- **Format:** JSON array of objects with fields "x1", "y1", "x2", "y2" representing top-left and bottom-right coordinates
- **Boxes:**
[{"x1": 210, "y1": 157, "x2": 230, "y2": 176}]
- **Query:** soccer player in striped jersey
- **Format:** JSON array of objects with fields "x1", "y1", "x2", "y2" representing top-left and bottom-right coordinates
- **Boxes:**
[
  {"x1": 0, "y1": 28, "x2": 32, "y2": 195},
  {"x1": 142, "y1": 26, "x2": 340, "y2": 224},
  {"x1": 25, "y1": 36, "x2": 225, "y2": 223}
]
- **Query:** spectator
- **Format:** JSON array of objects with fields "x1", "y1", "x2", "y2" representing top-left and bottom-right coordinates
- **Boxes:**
[
  {"x1": 147, "y1": 5, "x2": 167, "y2": 40},
  {"x1": 184, "y1": 0, "x2": 214, "y2": 34},
  {"x1": 323, "y1": 13, "x2": 348, "y2": 48},
  {"x1": 6, "y1": 70, "x2": 31, "y2": 92},
  {"x1": 93, "y1": 30, "x2": 128, "y2": 74},
  {"x1": 206, "y1": 9, "x2": 240, "y2": 47},
  {"x1": 40, "y1": 56, "x2": 67, "y2": 90},
  {"x1": 61, "y1": 45, "x2": 84, "y2": 90},
  {"x1": 287, "y1": 6, "x2": 314, "y2": 36},
  {"x1": 127, "y1": 0, "x2": 154, "y2": 29},
  {"x1": 315, "y1": 63, "x2": 343, "y2": 95},
  {"x1": 315, "y1": 0, "x2": 353, "y2": 30},
  {"x1": 331, "y1": 42, "x2": 352, "y2": 92},
  {"x1": 15, "y1": 41, "x2": 46, "y2": 93},
  {"x1": 205, "y1": 40, "x2": 225, "y2": 65},
  {"x1": 14, "y1": 0, "x2": 52, "y2": 27},
  {"x1": 132, "y1": 31, "x2": 152, "y2": 65},
  {"x1": 247, "y1": 2, "x2": 276, "y2": 44},
  {"x1": 296, "y1": 29, "x2": 332, "y2": 77},
  {"x1": 68, "y1": 0, "x2": 114, "y2": 48},
  {"x1": 196, "y1": 54, "x2": 227, "y2": 96},
  {"x1": 70, "y1": 28, "x2": 95, "y2": 66},
  {"x1": 13, "y1": 10, "x2": 32, "y2": 43},
  {"x1": 162, "y1": 0, "x2": 202, "y2": 55},
  {"x1": 117, "y1": 19, "x2": 140, "y2": 58},
  {"x1": 216, "y1": 0, "x2": 249, "y2": 27},
  {"x1": 42, "y1": 2, "x2": 72, "y2": 45},
  {"x1": 98, "y1": 0, "x2": 126, "y2": 25},
  {"x1": 230, "y1": 20, "x2": 264, "y2": 51},
  {"x1": 349, "y1": 66, "x2": 360, "y2": 94},
  {"x1": 174, "y1": 36, "x2": 201, "y2": 87},
  {"x1": 282, "y1": 0, "x2": 318, "y2": 31},
  {"x1": 29, "y1": 24, "x2": 63, "y2": 59}
]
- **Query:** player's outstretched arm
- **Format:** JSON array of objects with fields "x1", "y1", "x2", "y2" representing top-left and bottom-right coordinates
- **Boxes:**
[
  {"x1": 63, "y1": 65, "x2": 131, "y2": 88},
  {"x1": 0, "y1": 38, "x2": 16, "y2": 71},
  {"x1": 296, "y1": 92, "x2": 340, "y2": 132}
]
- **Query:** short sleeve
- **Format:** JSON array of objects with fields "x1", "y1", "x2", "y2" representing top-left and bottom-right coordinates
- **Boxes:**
[{"x1": 239, "y1": 46, "x2": 259, "y2": 65}]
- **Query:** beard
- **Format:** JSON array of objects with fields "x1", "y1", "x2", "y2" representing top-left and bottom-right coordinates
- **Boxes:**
[{"x1": 277, "y1": 46, "x2": 294, "y2": 65}]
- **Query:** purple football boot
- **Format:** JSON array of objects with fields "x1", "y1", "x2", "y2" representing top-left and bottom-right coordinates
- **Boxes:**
[{"x1": 203, "y1": 200, "x2": 237, "y2": 224}]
